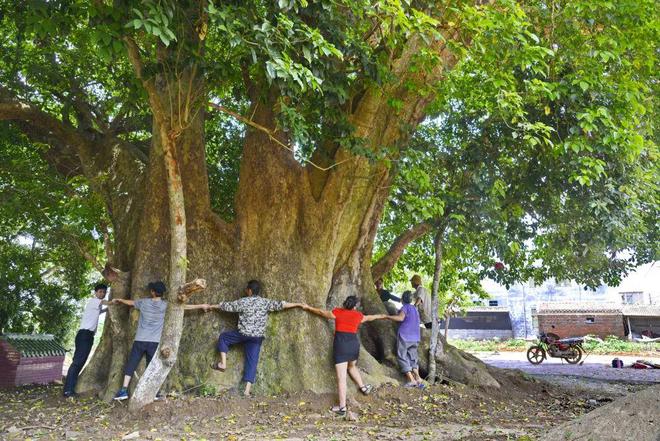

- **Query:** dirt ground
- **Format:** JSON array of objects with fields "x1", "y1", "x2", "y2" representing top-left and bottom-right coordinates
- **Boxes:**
[{"x1": 0, "y1": 370, "x2": 635, "y2": 441}]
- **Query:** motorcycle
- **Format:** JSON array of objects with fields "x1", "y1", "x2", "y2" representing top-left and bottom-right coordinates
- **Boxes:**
[{"x1": 526, "y1": 332, "x2": 584, "y2": 365}]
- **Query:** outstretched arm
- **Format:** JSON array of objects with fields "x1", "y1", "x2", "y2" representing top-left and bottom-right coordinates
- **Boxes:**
[
  {"x1": 301, "y1": 304, "x2": 334, "y2": 319},
  {"x1": 217, "y1": 299, "x2": 243, "y2": 312},
  {"x1": 112, "y1": 298, "x2": 135, "y2": 307},
  {"x1": 184, "y1": 303, "x2": 217, "y2": 311},
  {"x1": 282, "y1": 302, "x2": 304, "y2": 309},
  {"x1": 362, "y1": 313, "x2": 389, "y2": 323},
  {"x1": 388, "y1": 311, "x2": 405, "y2": 322}
]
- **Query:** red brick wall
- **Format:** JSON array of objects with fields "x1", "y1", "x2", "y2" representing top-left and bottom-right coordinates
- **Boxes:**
[
  {"x1": 538, "y1": 313, "x2": 625, "y2": 339},
  {"x1": 15, "y1": 356, "x2": 64, "y2": 386},
  {"x1": 1, "y1": 340, "x2": 64, "y2": 387},
  {"x1": 0, "y1": 340, "x2": 20, "y2": 388}
]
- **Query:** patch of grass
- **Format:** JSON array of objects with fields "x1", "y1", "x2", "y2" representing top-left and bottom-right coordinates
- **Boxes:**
[
  {"x1": 581, "y1": 335, "x2": 659, "y2": 355},
  {"x1": 450, "y1": 336, "x2": 659, "y2": 355},
  {"x1": 198, "y1": 383, "x2": 218, "y2": 397}
]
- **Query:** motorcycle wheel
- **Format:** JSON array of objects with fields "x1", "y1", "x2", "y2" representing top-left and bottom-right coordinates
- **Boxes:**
[
  {"x1": 527, "y1": 346, "x2": 546, "y2": 365},
  {"x1": 565, "y1": 346, "x2": 583, "y2": 364}
]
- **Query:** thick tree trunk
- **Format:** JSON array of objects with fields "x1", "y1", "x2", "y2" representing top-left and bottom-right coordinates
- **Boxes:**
[
  {"x1": 129, "y1": 108, "x2": 190, "y2": 409},
  {"x1": 66, "y1": 18, "x2": 485, "y2": 400},
  {"x1": 427, "y1": 229, "x2": 443, "y2": 383},
  {"x1": 76, "y1": 269, "x2": 132, "y2": 400}
]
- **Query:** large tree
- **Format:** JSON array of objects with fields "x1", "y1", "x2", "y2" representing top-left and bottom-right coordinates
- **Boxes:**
[{"x1": 0, "y1": 0, "x2": 657, "y2": 406}]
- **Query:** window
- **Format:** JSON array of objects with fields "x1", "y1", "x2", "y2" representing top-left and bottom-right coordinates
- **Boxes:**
[
  {"x1": 620, "y1": 292, "x2": 644, "y2": 305},
  {"x1": 489, "y1": 300, "x2": 499, "y2": 307},
  {"x1": 585, "y1": 317, "x2": 595, "y2": 324}
]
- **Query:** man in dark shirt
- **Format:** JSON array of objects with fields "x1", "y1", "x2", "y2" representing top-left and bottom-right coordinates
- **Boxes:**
[{"x1": 375, "y1": 278, "x2": 400, "y2": 315}]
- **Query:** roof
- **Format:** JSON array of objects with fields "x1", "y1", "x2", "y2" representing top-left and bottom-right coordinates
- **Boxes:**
[
  {"x1": 1, "y1": 334, "x2": 66, "y2": 358},
  {"x1": 537, "y1": 302, "x2": 660, "y2": 317},
  {"x1": 537, "y1": 302, "x2": 622, "y2": 314},
  {"x1": 466, "y1": 306, "x2": 510, "y2": 313},
  {"x1": 622, "y1": 305, "x2": 660, "y2": 317}
]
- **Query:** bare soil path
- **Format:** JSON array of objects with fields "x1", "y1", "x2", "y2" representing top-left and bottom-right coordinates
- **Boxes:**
[{"x1": 0, "y1": 370, "x2": 614, "y2": 441}]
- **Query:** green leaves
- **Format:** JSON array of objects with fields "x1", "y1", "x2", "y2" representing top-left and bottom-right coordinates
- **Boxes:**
[
  {"x1": 126, "y1": 1, "x2": 177, "y2": 46},
  {"x1": 0, "y1": 129, "x2": 105, "y2": 343}
]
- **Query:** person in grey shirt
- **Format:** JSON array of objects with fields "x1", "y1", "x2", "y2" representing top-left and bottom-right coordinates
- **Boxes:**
[
  {"x1": 112, "y1": 281, "x2": 168, "y2": 401},
  {"x1": 411, "y1": 274, "x2": 432, "y2": 328}
]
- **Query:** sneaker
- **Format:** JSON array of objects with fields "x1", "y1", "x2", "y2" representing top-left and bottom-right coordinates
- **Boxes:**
[
  {"x1": 154, "y1": 392, "x2": 163, "y2": 401},
  {"x1": 113, "y1": 388, "x2": 129, "y2": 401}
]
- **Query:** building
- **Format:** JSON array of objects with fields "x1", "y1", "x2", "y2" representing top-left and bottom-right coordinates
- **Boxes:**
[
  {"x1": 480, "y1": 262, "x2": 660, "y2": 339},
  {"x1": 623, "y1": 305, "x2": 660, "y2": 339},
  {"x1": 0, "y1": 334, "x2": 66, "y2": 388},
  {"x1": 481, "y1": 278, "x2": 610, "y2": 339},
  {"x1": 536, "y1": 302, "x2": 625, "y2": 339},
  {"x1": 439, "y1": 307, "x2": 513, "y2": 340}
]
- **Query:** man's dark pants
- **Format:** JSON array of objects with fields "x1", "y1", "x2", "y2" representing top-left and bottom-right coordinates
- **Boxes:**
[
  {"x1": 217, "y1": 330, "x2": 264, "y2": 383},
  {"x1": 63, "y1": 329, "x2": 95, "y2": 395},
  {"x1": 124, "y1": 341, "x2": 159, "y2": 376}
]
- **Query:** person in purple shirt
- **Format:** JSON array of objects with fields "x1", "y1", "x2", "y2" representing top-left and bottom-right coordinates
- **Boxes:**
[{"x1": 388, "y1": 290, "x2": 424, "y2": 388}]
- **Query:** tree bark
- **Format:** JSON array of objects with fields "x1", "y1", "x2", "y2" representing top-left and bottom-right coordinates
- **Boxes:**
[
  {"x1": 427, "y1": 228, "x2": 444, "y2": 383},
  {"x1": 128, "y1": 118, "x2": 190, "y2": 409}
]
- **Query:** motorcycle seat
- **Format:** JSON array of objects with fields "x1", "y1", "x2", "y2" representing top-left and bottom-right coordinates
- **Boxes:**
[{"x1": 557, "y1": 337, "x2": 583, "y2": 344}]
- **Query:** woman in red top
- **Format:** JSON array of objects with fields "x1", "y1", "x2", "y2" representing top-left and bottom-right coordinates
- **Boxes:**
[{"x1": 303, "y1": 295, "x2": 388, "y2": 417}]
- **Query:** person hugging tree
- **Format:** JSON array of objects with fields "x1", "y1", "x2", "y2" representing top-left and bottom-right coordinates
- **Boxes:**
[
  {"x1": 186, "y1": 279, "x2": 304, "y2": 396},
  {"x1": 112, "y1": 281, "x2": 168, "y2": 401},
  {"x1": 301, "y1": 295, "x2": 389, "y2": 417},
  {"x1": 388, "y1": 290, "x2": 424, "y2": 388}
]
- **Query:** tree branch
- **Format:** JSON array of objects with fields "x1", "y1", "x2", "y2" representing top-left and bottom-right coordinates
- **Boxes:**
[
  {"x1": 177, "y1": 278, "x2": 207, "y2": 303},
  {"x1": 124, "y1": 36, "x2": 165, "y2": 120},
  {"x1": 371, "y1": 220, "x2": 435, "y2": 280},
  {"x1": 208, "y1": 102, "x2": 351, "y2": 172},
  {"x1": 0, "y1": 91, "x2": 90, "y2": 148}
]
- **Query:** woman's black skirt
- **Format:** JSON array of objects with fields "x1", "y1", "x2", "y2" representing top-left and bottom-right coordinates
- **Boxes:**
[{"x1": 333, "y1": 331, "x2": 360, "y2": 364}]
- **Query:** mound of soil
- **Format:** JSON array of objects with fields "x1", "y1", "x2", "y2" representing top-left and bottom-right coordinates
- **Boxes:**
[{"x1": 541, "y1": 383, "x2": 660, "y2": 441}]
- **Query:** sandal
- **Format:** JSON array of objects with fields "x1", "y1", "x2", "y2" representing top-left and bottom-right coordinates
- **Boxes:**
[
  {"x1": 210, "y1": 362, "x2": 226, "y2": 372},
  {"x1": 330, "y1": 405, "x2": 347, "y2": 417},
  {"x1": 360, "y1": 384, "x2": 373, "y2": 395}
]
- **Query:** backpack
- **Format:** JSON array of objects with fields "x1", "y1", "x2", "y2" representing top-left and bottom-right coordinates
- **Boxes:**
[{"x1": 611, "y1": 358, "x2": 624, "y2": 368}]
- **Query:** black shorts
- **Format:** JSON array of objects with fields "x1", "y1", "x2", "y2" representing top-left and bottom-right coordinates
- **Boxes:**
[{"x1": 333, "y1": 332, "x2": 360, "y2": 364}]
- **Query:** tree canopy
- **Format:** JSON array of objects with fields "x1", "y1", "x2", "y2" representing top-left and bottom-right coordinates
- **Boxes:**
[{"x1": 0, "y1": 0, "x2": 657, "y2": 403}]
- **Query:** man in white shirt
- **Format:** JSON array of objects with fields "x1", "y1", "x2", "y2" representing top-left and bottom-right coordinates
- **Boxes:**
[{"x1": 63, "y1": 283, "x2": 110, "y2": 398}]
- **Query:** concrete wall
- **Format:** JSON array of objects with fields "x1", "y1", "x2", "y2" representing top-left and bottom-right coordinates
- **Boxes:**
[
  {"x1": 538, "y1": 313, "x2": 625, "y2": 339},
  {"x1": 447, "y1": 329, "x2": 514, "y2": 340},
  {"x1": 484, "y1": 279, "x2": 611, "y2": 339}
]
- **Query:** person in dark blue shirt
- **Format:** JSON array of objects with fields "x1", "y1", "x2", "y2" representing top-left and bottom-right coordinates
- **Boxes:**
[{"x1": 375, "y1": 278, "x2": 400, "y2": 315}]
